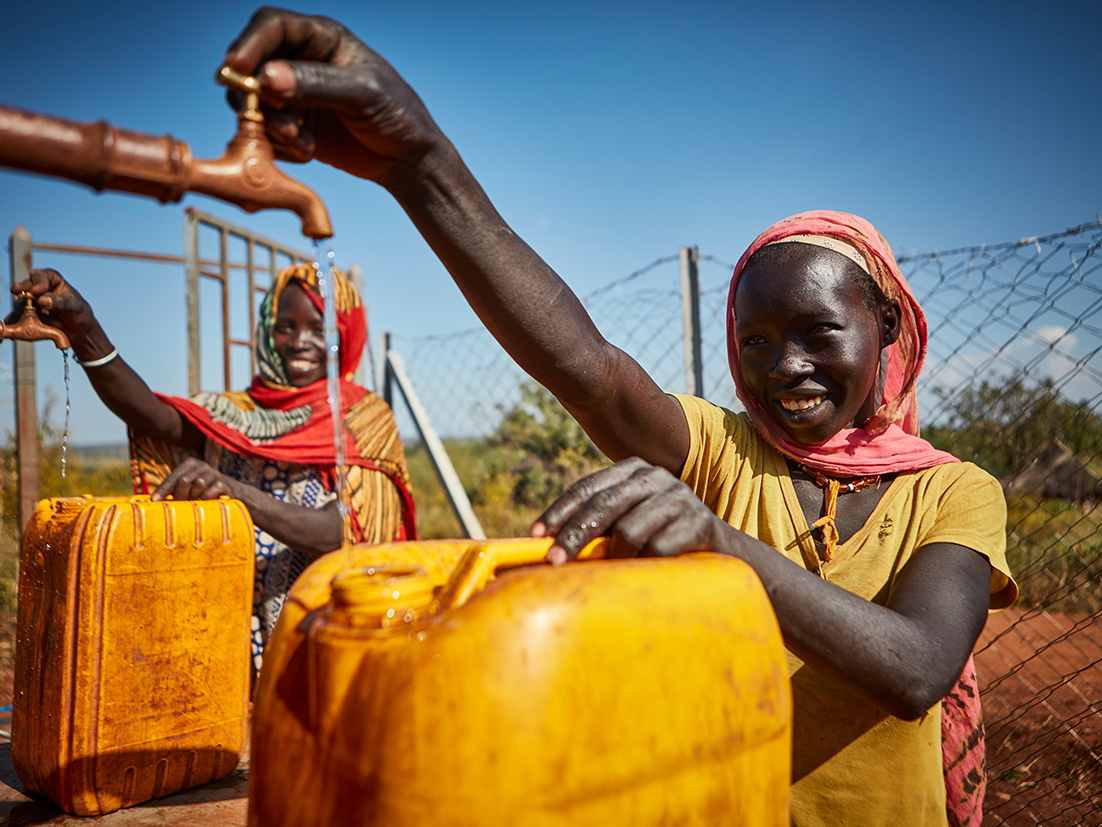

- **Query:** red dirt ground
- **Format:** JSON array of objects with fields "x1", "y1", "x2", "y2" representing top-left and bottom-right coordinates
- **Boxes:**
[{"x1": 978, "y1": 608, "x2": 1102, "y2": 826}]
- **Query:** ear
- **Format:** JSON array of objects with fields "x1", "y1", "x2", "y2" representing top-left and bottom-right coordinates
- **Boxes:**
[{"x1": 879, "y1": 298, "x2": 901, "y2": 348}]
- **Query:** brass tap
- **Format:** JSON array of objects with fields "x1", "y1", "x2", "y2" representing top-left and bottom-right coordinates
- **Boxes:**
[
  {"x1": 1, "y1": 292, "x2": 70, "y2": 349},
  {"x1": 0, "y1": 68, "x2": 333, "y2": 239},
  {"x1": 184, "y1": 66, "x2": 333, "y2": 239}
]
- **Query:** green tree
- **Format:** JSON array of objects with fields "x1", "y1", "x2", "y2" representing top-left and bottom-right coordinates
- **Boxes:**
[
  {"x1": 459, "y1": 382, "x2": 607, "y2": 537},
  {"x1": 926, "y1": 375, "x2": 1102, "y2": 479}
]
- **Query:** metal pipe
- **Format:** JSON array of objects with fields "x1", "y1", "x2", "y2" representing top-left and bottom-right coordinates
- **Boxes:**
[{"x1": 0, "y1": 103, "x2": 333, "y2": 240}]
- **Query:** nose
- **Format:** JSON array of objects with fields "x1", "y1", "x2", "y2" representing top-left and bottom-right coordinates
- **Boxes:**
[
  {"x1": 287, "y1": 327, "x2": 320, "y2": 351},
  {"x1": 769, "y1": 341, "x2": 814, "y2": 380}
]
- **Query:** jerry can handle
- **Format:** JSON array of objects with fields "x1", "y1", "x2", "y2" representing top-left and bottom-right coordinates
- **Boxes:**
[{"x1": 439, "y1": 537, "x2": 608, "y2": 611}]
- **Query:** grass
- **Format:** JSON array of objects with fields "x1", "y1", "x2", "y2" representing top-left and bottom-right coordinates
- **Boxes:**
[{"x1": 1004, "y1": 491, "x2": 1102, "y2": 613}]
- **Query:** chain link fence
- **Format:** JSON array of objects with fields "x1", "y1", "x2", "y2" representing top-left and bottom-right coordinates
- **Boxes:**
[{"x1": 388, "y1": 220, "x2": 1102, "y2": 825}]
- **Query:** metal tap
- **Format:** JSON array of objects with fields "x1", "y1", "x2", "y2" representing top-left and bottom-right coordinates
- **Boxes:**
[
  {"x1": 1, "y1": 292, "x2": 70, "y2": 349},
  {"x1": 0, "y1": 69, "x2": 333, "y2": 239}
]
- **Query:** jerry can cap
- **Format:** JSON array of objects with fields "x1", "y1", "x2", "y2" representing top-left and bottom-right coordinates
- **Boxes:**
[{"x1": 329, "y1": 564, "x2": 435, "y2": 628}]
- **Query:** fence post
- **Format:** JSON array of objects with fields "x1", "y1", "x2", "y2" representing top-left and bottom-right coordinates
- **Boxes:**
[
  {"x1": 10, "y1": 225, "x2": 39, "y2": 541},
  {"x1": 680, "y1": 245, "x2": 703, "y2": 396},
  {"x1": 184, "y1": 210, "x2": 201, "y2": 396}
]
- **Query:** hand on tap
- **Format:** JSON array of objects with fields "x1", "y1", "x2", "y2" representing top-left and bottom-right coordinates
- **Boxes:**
[
  {"x1": 224, "y1": 8, "x2": 449, "y2": 188},
  {"x1": 8, "y1": 269, "x2": 108, "y2": 358}
]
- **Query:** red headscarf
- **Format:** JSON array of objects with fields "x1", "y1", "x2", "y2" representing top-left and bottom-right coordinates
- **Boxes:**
[
  {"x1": 150, "y1": 263, "x2": 416, "y2": 540},
  {"x1": 726, "y1": 210, "x2": 958, "y2": 476}
]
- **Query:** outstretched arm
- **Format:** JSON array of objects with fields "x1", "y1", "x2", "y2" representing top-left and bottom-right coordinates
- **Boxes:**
[
  {"x1": 12, "y1": 269, "x2": 202, "y2": 450},
  {"x1": 223, "y1": 8, "x2": 690, "y2": 473},
  {"x1": 534, "y1": 458, "x2": 993, "y2": 720}
]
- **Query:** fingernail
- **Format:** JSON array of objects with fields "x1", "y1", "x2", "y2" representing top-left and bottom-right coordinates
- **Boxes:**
[
  {"x1": 530, "y1": 522, "x2": 546, "y2": 537},
  {"x1": 547, "y1": 546, "x2": 567, "y2": 567},
  {"x1": 260, "y1": 62, "x2": 297, "y2": 98}
]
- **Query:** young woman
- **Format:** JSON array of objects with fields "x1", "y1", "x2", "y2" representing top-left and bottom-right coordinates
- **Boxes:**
[
  {"x1": 15, "y1": 263, "x2": 415, "y2": 672},
  {"x1": 217, "y1": 10, "x2": 1016, "y2": 822}
]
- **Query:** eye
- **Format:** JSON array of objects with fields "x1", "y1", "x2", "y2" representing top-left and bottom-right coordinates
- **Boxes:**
[{"x1": 740, "y1": 334, "x2": 766, "y2": 348}]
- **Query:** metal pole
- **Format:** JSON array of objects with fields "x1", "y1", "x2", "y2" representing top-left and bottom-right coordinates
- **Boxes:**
[
  {"x1": 220, "y1": 227, "x2": 232, "y2": 391},
  {"x1": 680, "y1": 245, "x2": 703, "y2": 397},
  {"x1": 184, "y1": 211, "x2": 201, "y2": 396},
  {"x1": 10, "y1": 225, "x2": 39, "y2": 538},
  {"x1": 382, "y1": 332, "x2": 393, "y2": 408}
]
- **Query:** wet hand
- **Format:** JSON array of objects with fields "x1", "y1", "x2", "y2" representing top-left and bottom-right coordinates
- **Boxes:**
[
  {"x1": 531, "y1": 457, "x2": 724, "y2": 565},
  {"x1": 153, "y1": 458, "x2": 235, "y2": 502},
  {"x1": 223, "y1": 8, "x2": 444, "y2": 183}
]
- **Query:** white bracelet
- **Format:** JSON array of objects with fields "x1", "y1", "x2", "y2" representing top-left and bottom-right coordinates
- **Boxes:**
[{"x1": 76, "y1": 346, "x2": 120, "y2": 368}]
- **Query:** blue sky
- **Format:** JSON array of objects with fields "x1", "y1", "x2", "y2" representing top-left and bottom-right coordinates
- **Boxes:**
[{"x1": 1, "y1": 1, "x2": 1099, "y2": 444}]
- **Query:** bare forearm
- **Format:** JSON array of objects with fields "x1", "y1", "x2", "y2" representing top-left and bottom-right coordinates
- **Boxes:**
[
  {"x1": 223, "y1": 479, "x2": 342, "y2": 557},
  {"x1": 384, "y1": 143, "x2": 689, "y2": 467},
  {"x1": 69, "y1": 316, "x2": 198, "y2": 448},
  {"x1": 388, "y1": 143, "x2": 611, "y2": 402},
  {"x1": 717, "y1": 529, "x2": 987, "y2": 719}
]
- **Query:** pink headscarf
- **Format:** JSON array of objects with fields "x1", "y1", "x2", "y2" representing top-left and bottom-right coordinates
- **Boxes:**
[{"x1": 726, "y1": 210, "x2": 958, "y2": 476}]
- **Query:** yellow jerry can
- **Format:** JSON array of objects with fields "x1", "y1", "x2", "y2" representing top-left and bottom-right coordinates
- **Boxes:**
[
  {"x1": 13, "y1": 495, "x2": 255, "y2": 815},
  {"x1": 249, "y1": 538, "x2": 792, "y2": 826}
]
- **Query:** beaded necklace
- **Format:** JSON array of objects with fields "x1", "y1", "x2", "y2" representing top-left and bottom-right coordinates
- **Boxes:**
[{"x1": 797, "y1": 464, "x2": 882, "y2": 562}]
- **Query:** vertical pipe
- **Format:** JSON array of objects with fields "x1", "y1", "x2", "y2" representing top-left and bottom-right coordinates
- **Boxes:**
[
  {"x1": 220, "y1": 227, "x2": 231, "y2": 391},
  {"x1": 10, "y1": 225, "x2": 39, "y2": 541},
  {"x1": 247, "y1": 238, "x2": 257, "y2": 379},
  {"x1": 184, "y1": 210, "x2": 201, "y2": 396},
  {"x1": 680, "y1": 245, "x2": 703, "y2": 397}
]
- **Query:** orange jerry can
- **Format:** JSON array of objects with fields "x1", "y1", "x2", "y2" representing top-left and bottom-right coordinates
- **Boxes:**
[
  {"x1": 249, "y1": 538, "x2": 792, "y2": 826},
  {"x1": 13, "y1": 495, "x2": 255, "y2": 815}
]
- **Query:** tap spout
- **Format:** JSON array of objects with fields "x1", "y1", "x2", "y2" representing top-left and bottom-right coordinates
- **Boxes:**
[
  {"x1": 2, "y1": 293, "x2": 70, "y2": 350},
  {"x1": 188, "y1": 119, "x2": 332, "y2": 239},
  {"x1": 0, "y1": 104, "x2": 333, "y2": 239}
]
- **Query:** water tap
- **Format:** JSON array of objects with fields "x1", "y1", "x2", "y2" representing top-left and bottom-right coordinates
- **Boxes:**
[
  {"x1": 1, "y1": 292, "x2": 70, "y2": 349},
  {"x1": 191, "y1": 67, "x2": 333, "y2": 239},
  {"x1": 0, "y1": 69, "x2": 333, "y2": 239}
]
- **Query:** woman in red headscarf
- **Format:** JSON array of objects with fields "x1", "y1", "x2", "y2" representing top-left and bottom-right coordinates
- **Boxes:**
[
  {"x1": 217, "y1": 14, "x2": 1016, "y2": 822},
  {"x1": 16, "y1": 263, "x2": 414, "y2": 673}
]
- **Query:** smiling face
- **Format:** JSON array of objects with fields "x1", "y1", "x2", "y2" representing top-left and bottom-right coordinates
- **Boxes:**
[
  {"x1": 272, "y1": 281, "x2": 327, "y2": 387},
  {"x1": 734, "y1": 243, "x2": 899, "y2": 445}
]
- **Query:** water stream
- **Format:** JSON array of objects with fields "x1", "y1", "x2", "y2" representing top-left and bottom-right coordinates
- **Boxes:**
[
  {"x1": 60, "y1": 349, "x2": 70, "y2": 479},
  {"x1": 312, "y1": 242, "x2": 353, "y2": 552}
]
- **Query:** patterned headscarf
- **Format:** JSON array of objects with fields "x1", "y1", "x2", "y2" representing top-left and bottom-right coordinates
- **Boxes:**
[{"x1": 255, "y1": 263, "x2": 368, "y2": 386}]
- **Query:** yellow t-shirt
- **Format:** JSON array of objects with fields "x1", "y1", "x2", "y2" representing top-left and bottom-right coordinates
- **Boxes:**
[{"x1": 673, "y1": 394, "x2": 1016, "y2": 827}]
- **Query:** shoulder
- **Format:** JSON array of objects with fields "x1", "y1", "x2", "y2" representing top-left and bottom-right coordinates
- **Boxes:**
[
  {"x1": 910, "y1": 461, "x2": 1005, "y2": 510},
  {"x1": 903, "y1": 461, "x2": 1017, "y2": 608}
]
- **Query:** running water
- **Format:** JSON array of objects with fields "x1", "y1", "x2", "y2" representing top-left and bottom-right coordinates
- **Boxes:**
[
  {"x1": 60, "y1": 349, "x2": 71, "y2": 479},
  {"x1": 312, "y1": 242, "x2": 353, "y2": 550}
]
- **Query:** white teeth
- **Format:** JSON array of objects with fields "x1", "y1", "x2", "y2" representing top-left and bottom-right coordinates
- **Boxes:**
[{"x1": 779, "y1": 396, "x2": 824, "y2": 412}]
